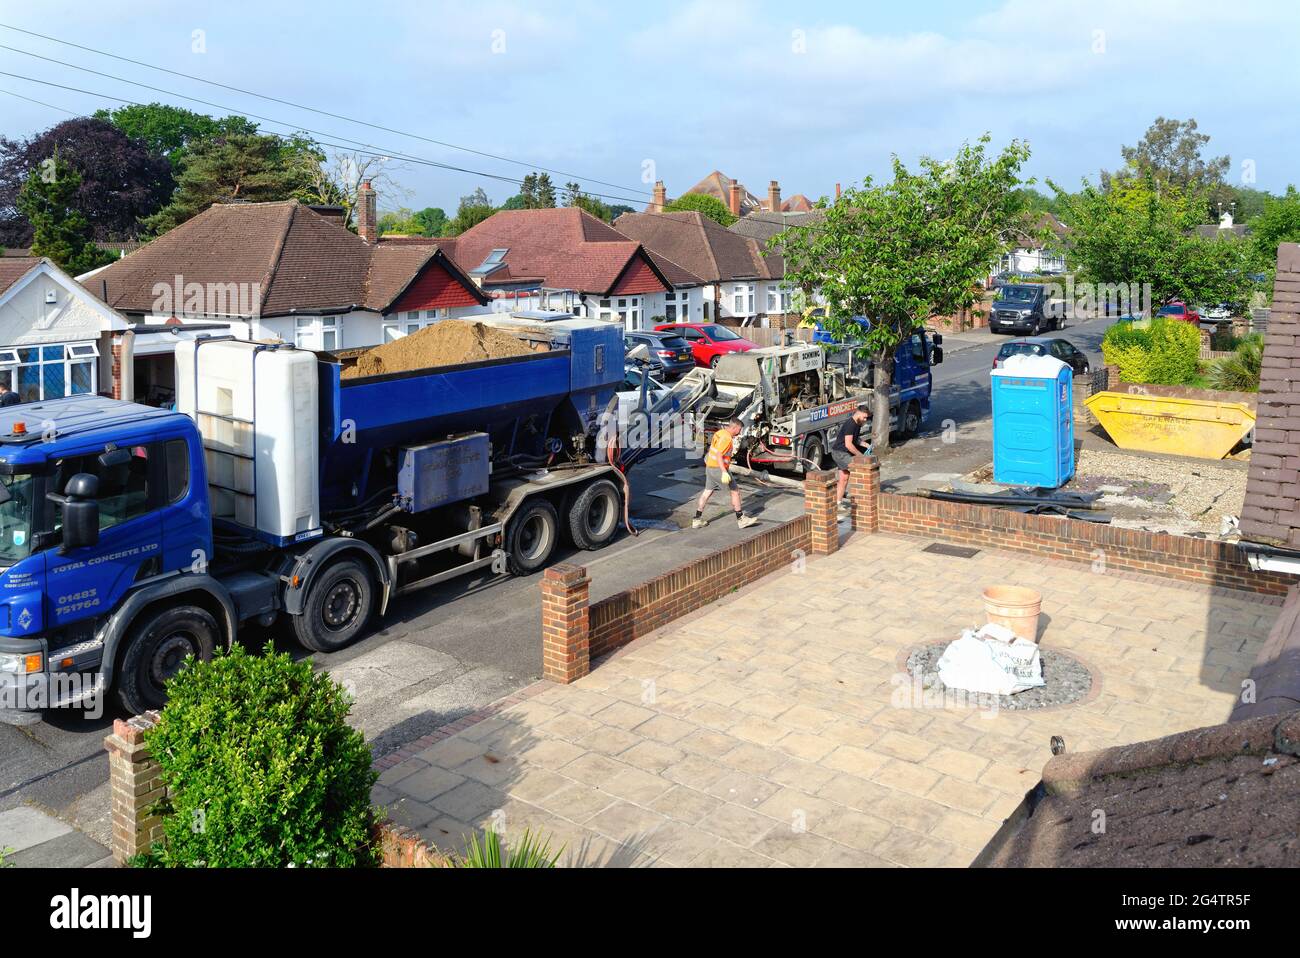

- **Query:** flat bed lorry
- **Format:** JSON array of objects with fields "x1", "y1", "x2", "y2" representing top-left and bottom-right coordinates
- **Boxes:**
[{"x1": 0, "y1": 316, "x2": 627, "y2": 717}]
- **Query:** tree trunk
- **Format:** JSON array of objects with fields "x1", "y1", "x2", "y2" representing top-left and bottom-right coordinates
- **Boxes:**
[{"x1": 871, "y1": 350, "x2": 893, "y2": 451}]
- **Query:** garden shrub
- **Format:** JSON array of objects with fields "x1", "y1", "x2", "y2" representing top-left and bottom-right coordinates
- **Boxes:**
[
  {"x1": 1209, "y1": 334, "x2": 1263, "y2": 392},
  {"x1": 1101, "y1": 317, "x2": 1200, "y2": 385},
  {"x1": 142, "y1": 642, "x2": 377, "y2": 868}
]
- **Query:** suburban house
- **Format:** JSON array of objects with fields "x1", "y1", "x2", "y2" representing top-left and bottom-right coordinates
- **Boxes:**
[
  {"x1": 83, "y1": 190, "x2": 489, "y2": 406},
  {"x1": 613, "y1": 210, "x2": 797, "y2": 327},
  {"x1": 648, "y1": 174, "x2": 815, "y2": 219},
  {"x1": 0, "y1": 256, "x2": 132, "y2": 402},
  {"x1": 994, "y1": 212, "x2": 1069, "y2": 277},
  {"x1": 423, "y1": 207, "x2": 691, "y2": 331}
]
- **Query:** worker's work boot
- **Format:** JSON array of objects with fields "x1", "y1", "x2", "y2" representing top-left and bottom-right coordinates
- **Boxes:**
[
  {"x1": 737, "y1": 515, "x2": 759, "y2": 529},
  {"x1": 691, "y1": 517, "x2": 708, "y2": 529}
]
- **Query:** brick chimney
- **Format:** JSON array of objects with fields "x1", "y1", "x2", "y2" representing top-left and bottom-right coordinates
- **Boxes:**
[
  {"x1": 767, "y1": 180, "x2": 781, "y2": 213},
  {"x1": 835, "y1": 182, "x2": 842, "y2": 201},
  {"x1": 728, "y1": 180, "x2": 742, "y2": 218},
  {"x1": 651, "y1": 180, "x2": 667, "y2": 213},
  {"x1": 357, "y1": 179, "x2": 377, "y2": 244}
]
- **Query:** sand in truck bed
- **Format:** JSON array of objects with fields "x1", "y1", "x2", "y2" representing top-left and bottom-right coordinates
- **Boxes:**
[{"x1": 341, "y1": 320, "x2": 534, "y2": 379}]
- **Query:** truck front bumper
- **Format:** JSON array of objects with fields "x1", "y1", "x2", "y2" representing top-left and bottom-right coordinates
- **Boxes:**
[{"x1": 0, "y1": 636, "x2": 105, "y2": 718}]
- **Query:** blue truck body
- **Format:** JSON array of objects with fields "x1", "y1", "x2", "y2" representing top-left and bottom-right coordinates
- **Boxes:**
[
  {"x1": 0, "y1": 319, "x2": 625, "y2": 718},
  {"x1": 808, "y1": 319, "x2": 943, "y2": 435}
]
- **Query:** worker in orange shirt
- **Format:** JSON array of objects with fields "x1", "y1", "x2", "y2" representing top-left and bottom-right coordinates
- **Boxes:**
[{"x1": 693, "y1": 418, "x2": 759, "y2": 529}]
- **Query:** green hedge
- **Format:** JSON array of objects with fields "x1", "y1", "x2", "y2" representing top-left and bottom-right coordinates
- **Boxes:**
[
  {"x1": 141, "y1": 643, "x2": 377, "y2": 868},
  {"x1": 1101, "y1": 317, "x2": 1201, "y2": 385}
]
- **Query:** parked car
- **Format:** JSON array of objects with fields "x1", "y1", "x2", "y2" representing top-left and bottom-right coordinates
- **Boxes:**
[
  {"x1": 989, "y1": 284, "x2": 1056, "y2": 335},
  {"x1": 1199, "y1": 303, "x2": 1233, "y2": 322},
  {"x1": 993, "y1": 337, "x2": 1091, "y2": 377},
  {"x1": 654, "y1": 322, "x2": 757, "y2": 368},
  {"x1": 624, "y1": 330, "x2": 695, "y2": 379},
  {"x1": 1155, "y1": 301, "x2": 1200, "y2": 326}
]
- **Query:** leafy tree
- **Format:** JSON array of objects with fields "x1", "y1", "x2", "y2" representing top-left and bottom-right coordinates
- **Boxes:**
[
  {"x1": 1249, "y1": 186, "x2": 1300, "y2": 256},
  {"x1": 377, "y1": 208, "x2": 424, "y2": 235},
  {"x1": 459, "y1": 187, "x2": 492, "y2": 210},
  {"x1": 411, "y1": 207, "x2": 448, "y2": 236},
  {"x1": 94, "y1": 103, "x2": 258, "y2": 168},
  {"x1": 1104, "y1": 117, "x2": 1231, "y2": 217},
  {"x1": 0, "y1": 117, "x2": 173, "y2": 246},
  {"x1": 143, "y1": 133, "x2": 322, "y2": 235},
  {"x1": 16, "y1": 150, "x2": 113, "y2": 274},
  {"x1": 518, "y1": 172, "x2": 557, "y2": 209},
  {"x1": 608, "y1": 204, "x2": 635, "y2": 220},
  {"x1": 777, "y1": 135, "x2": 1029, "y2": 449},
  {"x1": 559, "y1": 181, "x2": 613, "y2": 221},
  {"x1": 447, "y1": 199, "x2": 496, "y2": 235},
  {"x1": 663, "y1": 192, "x2": 736, "y2": 226}
]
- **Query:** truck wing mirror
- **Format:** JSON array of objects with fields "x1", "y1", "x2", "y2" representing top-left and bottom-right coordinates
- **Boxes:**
[
  {"x1": 931, "y1": 333, "x2": 943, "y2": 346},
  {"x1": 931, "y1": 347, "x2": 943, "y2": 366},
  {"x1": 50, "y1": 472, "x2": 100, "y2": 554}
]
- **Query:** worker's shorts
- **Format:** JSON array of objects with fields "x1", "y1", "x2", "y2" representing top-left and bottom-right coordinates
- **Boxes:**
[
  {"x1": 831, "y1": 450, "x2": 854, "y2": 472},
  {"x1": 703, "y1": 466, "x2": 729, "y2": 492}
]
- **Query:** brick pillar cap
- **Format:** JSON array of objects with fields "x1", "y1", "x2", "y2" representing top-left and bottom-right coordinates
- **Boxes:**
[
  {"x1": 804, "y1": 470, "x2": 837, "y2": 485},
  {"x1": 849, "y1": 455, "x2": 879, "y2": 469},
  {"x1": 544, "y1": 563, "x2": 589, "y2": 586}
]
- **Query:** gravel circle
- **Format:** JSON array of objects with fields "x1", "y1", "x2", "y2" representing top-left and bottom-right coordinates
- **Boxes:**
[{"x1": 905, "y1": 642, "x2": 1094, "y2": 711}]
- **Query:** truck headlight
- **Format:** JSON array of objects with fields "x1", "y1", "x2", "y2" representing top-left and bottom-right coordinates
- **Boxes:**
[{"x1": 0, "y1": 652, "x2": 41, "y2": 674}]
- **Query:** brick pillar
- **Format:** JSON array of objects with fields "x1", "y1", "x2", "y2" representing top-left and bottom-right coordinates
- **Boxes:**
[
  {"x1": 804, "y1": 469, "x2": 839, "y2": 555},
  {"x1": 1104, "y1": 363, "x2": 1120, "y2": 389},
  {"x1": 103, "y1": 712, "x2": 165, "y2": 864},
  {"x1": 541, "y1": 563, "x2": 591, "y2": 684},
  {"x1": 847, "y1": 455, "x2": 880, "y2": 533}
]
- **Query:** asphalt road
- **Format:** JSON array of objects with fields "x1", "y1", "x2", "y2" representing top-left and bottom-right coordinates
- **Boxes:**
[{"x1": 0, "y1": 315, "x2": 1119, "y2": 849}]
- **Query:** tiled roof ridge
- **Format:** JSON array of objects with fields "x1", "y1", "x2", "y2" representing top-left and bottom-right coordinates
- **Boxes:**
[
  {"x1": 256, "y1": 202, "x2": 302, "y2": 314},
  {"x1": 1040, "y1": 708, "x2": 1300, "y2": 798}
]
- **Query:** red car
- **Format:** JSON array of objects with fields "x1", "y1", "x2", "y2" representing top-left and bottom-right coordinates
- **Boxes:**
[
  {"x1": 1155, "y1": 301, "x2": 1200, "y2": 326},
  {"x1": 654, "y1": 322, "x2": 757, "y2": 368}
]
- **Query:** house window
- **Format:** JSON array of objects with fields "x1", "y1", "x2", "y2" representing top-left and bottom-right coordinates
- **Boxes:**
[
  {"x1": 0, "y1": 342, "x2": 98, "y2": 403},
  {"x1": 767, "y1": 289, "x2": 777, "y2": 312},
  {"x1": 666, "y1": 303, "x2": 678, "y2": 322},
  {"x1": 294, "y1": 318, "x2": 314, "y2": 349},
  {"x1": 321, "y1": 318, "x2": 339, "y2": 351},
  {"x1": 383, "y1": 321, "x2": 400, "y2": 342}
]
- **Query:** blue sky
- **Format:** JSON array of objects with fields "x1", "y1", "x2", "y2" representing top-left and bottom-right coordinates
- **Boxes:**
[{"x1": 2, "y1": 0, "x2": 1297, "y2": 213}]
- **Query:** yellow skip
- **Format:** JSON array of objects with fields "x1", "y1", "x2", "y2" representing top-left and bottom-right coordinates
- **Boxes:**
[{"x1": 1084, "y1": 391, "x2": 1256, "y2": 460}]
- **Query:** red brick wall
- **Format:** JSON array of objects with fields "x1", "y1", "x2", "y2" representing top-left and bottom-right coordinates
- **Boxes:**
[
  {"x1": 588, "y1": 516, "x2": 812, "y2": 660},
  {"x1": 879, "y1": 493, "x2": 1291, "y2": 596}
]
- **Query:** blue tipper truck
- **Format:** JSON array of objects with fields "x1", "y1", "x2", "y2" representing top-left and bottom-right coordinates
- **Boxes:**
[{"x1": 0, "y1": 316, "x2": 627, "y2": 716}]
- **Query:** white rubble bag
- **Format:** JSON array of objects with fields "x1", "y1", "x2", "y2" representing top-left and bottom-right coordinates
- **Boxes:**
[{"x1": 936, "y1": 624, "x2": 1045, "y2": 696}]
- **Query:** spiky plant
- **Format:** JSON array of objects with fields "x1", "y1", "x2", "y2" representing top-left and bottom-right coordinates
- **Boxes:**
[
  {"x1": 1209, "y1": 334, "x2": 1263, "y2": 392},
  {"x1": 457, "y1": 829, "x2": 562, "y2": 868}
]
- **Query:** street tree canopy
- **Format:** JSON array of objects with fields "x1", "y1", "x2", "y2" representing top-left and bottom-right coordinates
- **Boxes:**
[
  {"x1": 663, "y1": 193, "x2": 736, "y2": 226},
  {"x1": 776, "y1": 134, "x2": 1029, "y2": 448}
]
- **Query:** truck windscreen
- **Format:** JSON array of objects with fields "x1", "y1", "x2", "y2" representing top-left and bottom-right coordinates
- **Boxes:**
[{"x1": 0, "y1": 473, "x2": 36, "y2": 565}]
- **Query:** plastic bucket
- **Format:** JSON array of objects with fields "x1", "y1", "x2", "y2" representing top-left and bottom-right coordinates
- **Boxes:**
[{"x1": 983, "y1": 585, "x2": 1043, "y2": 642}]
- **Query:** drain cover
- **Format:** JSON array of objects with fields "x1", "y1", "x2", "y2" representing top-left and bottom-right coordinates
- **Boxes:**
[{"x1": 923, "y1": 543, "x2": 980, "y2": 559}]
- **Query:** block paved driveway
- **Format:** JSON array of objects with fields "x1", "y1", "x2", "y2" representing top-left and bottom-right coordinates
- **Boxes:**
[{"x1": 374, "y1": 533, "x2": 1278, "y2": 867}]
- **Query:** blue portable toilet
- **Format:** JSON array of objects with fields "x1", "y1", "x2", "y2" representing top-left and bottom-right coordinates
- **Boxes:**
[{"x1": 990, "y1": 354, "x2": 1074, "y2": 488}]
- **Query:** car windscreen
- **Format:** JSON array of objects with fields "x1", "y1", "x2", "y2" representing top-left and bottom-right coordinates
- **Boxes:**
[
  {"x1": 704, "y1": 325, "x2": 742, "y2": 341},
  {"x1": 998, "y1": 286, "x2": 1038, "y2": 303},
  {"x1": 1155, "y1": 306, "x2": 1181, "y2": 315},
  {"x1": 997, "y1": 343, "x2": 1044, "y2": 358}
]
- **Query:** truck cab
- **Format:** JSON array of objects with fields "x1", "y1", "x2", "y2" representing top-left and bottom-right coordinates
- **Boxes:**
[{"x1": 0, "y1": 397, "x2": 221, "y2": 718}]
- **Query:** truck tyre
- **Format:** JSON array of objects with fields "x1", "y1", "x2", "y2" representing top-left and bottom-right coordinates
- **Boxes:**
[
  {"x1": 801, "y1": 435, "x2": 826, "y2": 472},
  {"x1": 293, "y1": 557, "x2": 376, "y2": 653},
  {"x1": 505, "y1": 498, "x2": 559, "y2": 575},
  {"x1": 568, "y1": 479, "x2": 621, "y2": 551},
  {"x1": 900, "y1": 401, "x2": 922, "y2": 438},
  {"x1": 117, "y1": 604, "x2": 219, "y2": 714}
]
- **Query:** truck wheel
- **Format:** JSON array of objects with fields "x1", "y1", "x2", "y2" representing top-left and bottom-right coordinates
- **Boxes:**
[
  {"x1": 117, "y1": 605, "x2": 219, "y2": 714},
  {"x1": 900, "y1": 401, "x2": 922, "y2": 438},
  {"x1": 802, "y1": 436, "x2": 826, "y2": 471},
  {"x1": 293, "y1": 558, "x2": 376, "y2": 653},
  {"x1": 505, "y1": 498, "x2": 559, "y2": 575},
  {"x1": 569, "y1": 479, "x2": 621, "y2": 551}
]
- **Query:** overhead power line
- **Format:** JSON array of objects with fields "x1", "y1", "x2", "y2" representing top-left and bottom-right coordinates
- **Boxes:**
[{"x1": 0, "y1": 21, "x2": 652, "y2": 197}]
